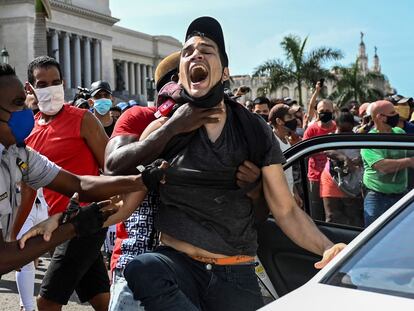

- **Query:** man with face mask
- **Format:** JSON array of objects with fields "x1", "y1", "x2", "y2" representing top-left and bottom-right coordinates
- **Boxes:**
[
  {"x1": 123, "y1": 16, "x2": 345, "y2": 311},
  {"x1": 303, "y1": 99, "x2": 337, "y2": 221},
  {"x1": 361, "y1": 100, "x2": 414, "y2": 226},
  {"x1": 395, "y1": 97, "x2": 414, "y2": 134},
  {"x1": 253, "y1": 96, "x2": 271, "y2": 122},
  {"x1": 0, "y1": 63, "x2": 154, "y2": 278},
  {"x1": 23, "y1": 56, "x2": 111, "y2": 311},
  {"x1": 88, "y1": 81, "x2": 116, "y2": 137},
  {"x1": 269, "y1": 104, "x2": 302, "y2": 207}
]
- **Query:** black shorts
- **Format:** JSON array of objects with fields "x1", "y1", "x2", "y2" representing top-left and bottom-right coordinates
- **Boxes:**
[{"x1": 39, "y1": 228, "x2": 110, "y2": 305}]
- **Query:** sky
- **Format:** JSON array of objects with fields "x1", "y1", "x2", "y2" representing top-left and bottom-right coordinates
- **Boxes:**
[{"x1": 110, "y1": 0, "x2": 414, "y2": 95}]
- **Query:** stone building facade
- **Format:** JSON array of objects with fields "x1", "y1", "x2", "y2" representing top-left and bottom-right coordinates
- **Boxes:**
[{"x1": 0, "y1": 0, "x2": 182, "y2": 103}]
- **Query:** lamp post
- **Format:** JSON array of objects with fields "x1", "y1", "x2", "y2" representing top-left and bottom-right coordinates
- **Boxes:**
[
  {"x1": 146, "y1": 77, "x2": 155, "y2": 102},
  {"x1": 0, "y1": 47, "x2": 9, "y2": 64}
]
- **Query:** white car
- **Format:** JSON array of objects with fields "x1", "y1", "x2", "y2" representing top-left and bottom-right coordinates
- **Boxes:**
[{"x1": 256, "y1": 134, "x2": 414, "y2": 310}]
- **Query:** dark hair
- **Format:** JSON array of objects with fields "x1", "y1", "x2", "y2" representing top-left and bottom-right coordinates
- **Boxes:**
[
  {"x1": 110, "y1": 106, "x2": 122, "y2": 113},
  {"x1": 253, "y1": 96, "x2": 271, "y2": 108},
  {"x1": 27, "y1": 56, "x2": 63, "y2": 85},
  {"x1": 0, "y1": 63, "x2": 16, "y2": 78},
  {"x1": 186, "y1": 30, "x2": 227, "y2": 67},
  {"x1": 337, "y1": 111, "x2": 355, "y2": 127}
]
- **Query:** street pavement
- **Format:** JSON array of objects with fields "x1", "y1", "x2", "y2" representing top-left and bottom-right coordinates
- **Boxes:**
[{"x1": 0, "y1": 255, "x2": 93, "y2": 310}]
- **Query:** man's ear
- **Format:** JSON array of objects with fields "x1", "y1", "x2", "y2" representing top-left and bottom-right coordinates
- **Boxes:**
[
  {"x1": 87, "y1": 98, "x2": 94, "y2": 108},
  {"x1": 276, "y1": 118, "x2": 284, "y2": 126},
  {"x1": 25, "y1": 82, "x2": 34, "y2": 95},
  {"x1": 221, "y1": 67, "x2": 230, "y2": 82},
  {"x1": 25, "y1": 82, "x2": 39, "y2": 104}
]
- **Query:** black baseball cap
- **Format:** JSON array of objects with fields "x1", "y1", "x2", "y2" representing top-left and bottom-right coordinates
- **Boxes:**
[
  {"x1": 185, "y1": 16, "x2": 229, "y2": 67},
  {"x1": 90, "y1": 80, "x2": 112, "y2": 97}
]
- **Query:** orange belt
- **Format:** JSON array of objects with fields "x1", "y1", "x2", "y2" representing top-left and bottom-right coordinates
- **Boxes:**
[{"x1": 190, "y1": 255, "x2": 255, "y2": 265}]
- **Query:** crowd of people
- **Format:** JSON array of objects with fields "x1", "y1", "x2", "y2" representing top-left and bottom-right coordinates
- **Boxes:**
[
  {"x1": 234, "y1": 81, "x2": 414, "y2": 229},
  {"x1": 0, "y1": 14, "x2": 411, "y2": 311}
]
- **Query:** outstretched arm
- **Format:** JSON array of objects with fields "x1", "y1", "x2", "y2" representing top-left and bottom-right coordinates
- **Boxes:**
[
  {"x1": 46, "y1": 169, "x2": 145, "y2": 203},
  {"x1": 0, "y1": 217, "x2": 76, "y2": 275},
  {"x1": 262, "y1": 164, "x2": 345, "y2": 268},
  {"x1": 305, "y1": 82, "x2": 321, "y2": 126}
]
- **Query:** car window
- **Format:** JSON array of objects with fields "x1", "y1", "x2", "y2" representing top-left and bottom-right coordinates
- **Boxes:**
[
  {"x1": 295, "y1": 146, "x2": 414, "y2": 228},
  {"x1": 322, "y1": 199, "x2": 414, "y2": 299}
]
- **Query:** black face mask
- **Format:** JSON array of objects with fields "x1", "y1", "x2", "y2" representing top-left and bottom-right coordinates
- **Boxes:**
[
  {"x1": 386, "y1": 114, "x2": 400, "y2": 128},
  {"x1": 283, "y1": 119, "x2": 298, "y2": 131},
  {"x1": 259, "y1": 114, "x2": 269, "y2": 122},
  {"x1": 319, "y1": 112, "x2": 333, "y2": 123},
  {"x1": 180, "y1": 79, "x2": 224, "y2": 109}
]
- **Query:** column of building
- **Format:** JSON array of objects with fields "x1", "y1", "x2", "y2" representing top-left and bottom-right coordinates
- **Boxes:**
[{"x1": 47, "y1": 29, "x2": 102, "y2": 89}]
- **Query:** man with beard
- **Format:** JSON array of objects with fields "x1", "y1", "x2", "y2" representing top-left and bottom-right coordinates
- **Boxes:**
[{"x1": 123, "y1": 17, "x2": 345, "y2": 310}]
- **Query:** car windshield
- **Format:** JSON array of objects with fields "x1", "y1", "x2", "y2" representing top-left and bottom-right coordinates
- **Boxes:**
[{"x1": 323, "y1": 197, "x2": 414, "y2": 299}]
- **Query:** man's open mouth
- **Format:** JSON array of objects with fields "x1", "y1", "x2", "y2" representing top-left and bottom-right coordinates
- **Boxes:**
[{"x1": 190, "y1": 65, "x2": 209, "y2": 84}]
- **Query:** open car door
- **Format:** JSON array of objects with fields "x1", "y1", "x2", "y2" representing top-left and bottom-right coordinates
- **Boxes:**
[{"x1": 257, "y1": 133, "x2": 414, "y2": 300}]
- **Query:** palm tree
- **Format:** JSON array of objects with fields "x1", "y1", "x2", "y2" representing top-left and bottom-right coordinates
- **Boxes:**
[
  {"x1": 253, "y1": 34, "x2": 343, "y2": 106},
  {"x1": 329, "y1": 62, "x2": 384, "y2": 106},
  {"x1": 34, "y1": 0, "x2": 52, "y2": 57}
]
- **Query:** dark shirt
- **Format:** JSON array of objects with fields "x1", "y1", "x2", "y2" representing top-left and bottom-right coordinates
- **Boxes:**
[
  {"x1": 157, "y1": 103, "x2": 284, "y2": 256},
  {"x1": 104, "y1": 119, "x2": 116, "y2": 137},
  {"x1": 404, "y1": 121, "x2": 414, "y2": 134}
]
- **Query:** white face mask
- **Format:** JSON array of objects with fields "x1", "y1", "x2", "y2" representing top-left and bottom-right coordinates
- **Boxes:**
[{"x1": 34, "y1": 84, "x2": 65, "y2": 116}]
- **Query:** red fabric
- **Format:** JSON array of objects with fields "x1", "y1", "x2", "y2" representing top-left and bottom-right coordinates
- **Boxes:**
[
  {"x1": 320, "y1": 161, "x2": 345, "y2": 198},
  {"x1": 111, "y1": 106, "x2": 157, "y2": 139},
  {"x1": 303, "y1": 122, "x2": 336, "y2": 181},
  {"x1": 25, "y1": 105, "x2": 100, "y2": 215},
  {"x1": 110, "y1": 105, "x2": 156, "y2": 272}
]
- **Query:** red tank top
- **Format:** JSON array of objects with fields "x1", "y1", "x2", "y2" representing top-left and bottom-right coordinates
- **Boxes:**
[{"x1": 26, "y1": 104, "x2": 100, "y2": 215}]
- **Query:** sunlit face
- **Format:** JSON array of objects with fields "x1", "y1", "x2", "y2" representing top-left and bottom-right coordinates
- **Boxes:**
[
  {"x1": 179, "y1": 36, "x2": 228, "y2": 98},
  {"x1": 316, "y1": 100, "x2": 334, "y2": 114},
  {"x1": 26, "y1": 66, "x2": 63, "y2": 103},
  {"x1": 0, "y1": 76, "x2": 27, "y2": 146}
]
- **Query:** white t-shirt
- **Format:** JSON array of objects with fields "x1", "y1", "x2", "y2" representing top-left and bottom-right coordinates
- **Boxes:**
[{"x1": 275, "y1": 134, "x2": 294, "y2": 193}]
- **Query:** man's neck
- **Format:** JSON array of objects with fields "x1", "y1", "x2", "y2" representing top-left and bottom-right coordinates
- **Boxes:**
[
  {"x1": 204, "y1": 100, "x2": 226, "y2": 143},
  {"x1": 39, "y1": 107, "x2": 64, "y2": 125},
  {"x1": 375, "y1": 123, "x2": 393, "y2": 133},
  {"x1": 274, "y1": 127, "x2": 288, "y2": 143},
  {"x1": 94, "y1": 111, "x2": 113, "y2": 127}
]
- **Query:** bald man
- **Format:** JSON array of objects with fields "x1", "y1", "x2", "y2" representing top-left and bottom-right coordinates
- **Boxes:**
[{"x1": 361, "y1": 100, "x2": 414, "y2": 226}]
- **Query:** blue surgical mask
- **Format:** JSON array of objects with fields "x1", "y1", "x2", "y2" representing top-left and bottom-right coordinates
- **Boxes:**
[
  {"x1": 0, "y1": 107, "x2": 35, "y2": 146},
  {"x1": 93, "y1": 98, "x2": 112, "y2": 115}
]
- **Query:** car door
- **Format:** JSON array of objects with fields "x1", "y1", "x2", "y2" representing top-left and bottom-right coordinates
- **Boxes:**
[{"x1": 257, "y1": 133, "x2": 414, "y2": 299}]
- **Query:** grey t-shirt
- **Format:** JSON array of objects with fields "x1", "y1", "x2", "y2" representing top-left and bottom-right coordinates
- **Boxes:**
[
  {"x1": 158, "y1": 105, "x2": 285, "y2": 256},
  {"x1": 0, "y1": 144, "x2": 60, "y2": 237}
]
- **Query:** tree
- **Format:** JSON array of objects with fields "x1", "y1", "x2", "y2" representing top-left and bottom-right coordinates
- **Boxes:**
[
  {"x1": 329, "y1": 62, "x2": 384, "y2": 107},
  {"x1": 253, "y1": 34, "x2": 343, "y2": 106},
  {"x1": 34, "y1": 0, "x2": 52, "y2": 58}
]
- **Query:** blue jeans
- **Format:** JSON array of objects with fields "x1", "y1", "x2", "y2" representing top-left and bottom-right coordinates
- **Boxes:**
[
  {"x1": 364, "y1": 190, "x2": 403, "y2": 227},
  {"x1": 108, "y1": 269, "x2": 143, "y2": 311},
  {"x1": 124, "y1": 246, "x2": 264, "y2": 311}
]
